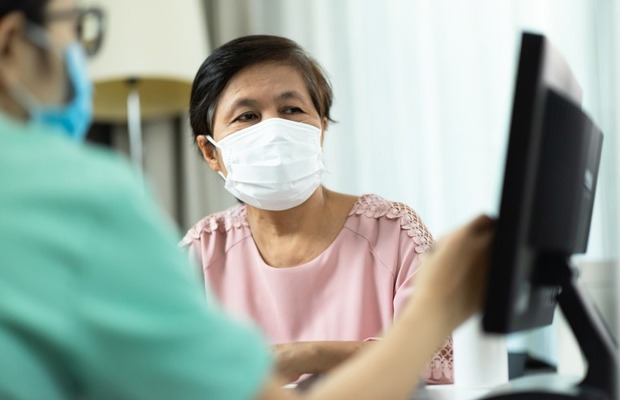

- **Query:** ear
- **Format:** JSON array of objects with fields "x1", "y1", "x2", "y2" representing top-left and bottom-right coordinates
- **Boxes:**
[
  {"x1": 320, "y1": 117, "x2": 328, "y2": 146},
  {"x1": 196, "y1": 135, "x2": 223, "y2": 172},
  {"x1": 0, "y1": 12, "x2": 26, "y2": 89}
]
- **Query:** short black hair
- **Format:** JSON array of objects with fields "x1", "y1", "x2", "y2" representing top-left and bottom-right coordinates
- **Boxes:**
[
  {"x1": 0, "y1": 0, "x2": 49, "y2": 25},
  {"x1": 189, "y1": 34, "x2": 334, "y2": 141}
]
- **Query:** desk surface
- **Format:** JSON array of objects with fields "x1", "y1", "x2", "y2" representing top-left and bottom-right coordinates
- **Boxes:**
[
  {"x1": 286, "y1": 379, "x2": 492, "y2": 399},
  {"x1": 418, "y1": 385, "x2": 491, "y2": 400}
]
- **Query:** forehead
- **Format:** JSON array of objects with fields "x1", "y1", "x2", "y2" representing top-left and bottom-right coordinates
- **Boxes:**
[{"x1": 217, "y1": 62, "x2": 311, "y2": 107}]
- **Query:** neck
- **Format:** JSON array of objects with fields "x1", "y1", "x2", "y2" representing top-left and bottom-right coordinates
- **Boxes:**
[
  {"x1": 246, "y1": 186, "x2": 330, "y2": 238},
  {"x1": 0, "y1": 92, "x2": 28, "y2": 122},
  {"x1": 246, "y1": 187, "x2": 358, "y2": 268}
]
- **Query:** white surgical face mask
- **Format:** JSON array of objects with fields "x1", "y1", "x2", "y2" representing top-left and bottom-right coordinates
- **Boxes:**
[{"x1": 207, "y1": 118, "x2": 325, "y2": 211}]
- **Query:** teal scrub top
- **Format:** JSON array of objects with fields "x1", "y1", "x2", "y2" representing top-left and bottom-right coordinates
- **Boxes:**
[{"x1": 0, "y1": 114, "x2": 272, "y2": 399}]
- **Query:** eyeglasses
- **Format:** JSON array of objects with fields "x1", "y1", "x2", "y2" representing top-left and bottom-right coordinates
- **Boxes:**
[{"x1": 45, "y1": 7, "x2": 105, "y2": 57}]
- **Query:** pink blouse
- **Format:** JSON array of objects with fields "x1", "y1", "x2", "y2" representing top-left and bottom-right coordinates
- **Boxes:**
[{"x1": 180, "y1": 194, "x2": 453, "y2": 384}]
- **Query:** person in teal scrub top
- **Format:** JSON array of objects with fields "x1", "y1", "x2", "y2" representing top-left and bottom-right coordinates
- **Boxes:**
[{"x1": 0, "y1": 0, "x2": 494, "y2": 399}]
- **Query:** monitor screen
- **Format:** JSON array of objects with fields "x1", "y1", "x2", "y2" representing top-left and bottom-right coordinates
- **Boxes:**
[{"x1": 482, "y1": 32, "x2": 604, "y2": 334}]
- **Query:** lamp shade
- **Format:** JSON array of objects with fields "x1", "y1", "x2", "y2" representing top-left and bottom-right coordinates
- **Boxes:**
[{"x1": 86, "y1": 0, "x2": 209, "y2": 122}]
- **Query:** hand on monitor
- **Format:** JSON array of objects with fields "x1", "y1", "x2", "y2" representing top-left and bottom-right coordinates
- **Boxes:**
[{"x1": 411, "y1": 215, "x2": 494, "y2": 331}]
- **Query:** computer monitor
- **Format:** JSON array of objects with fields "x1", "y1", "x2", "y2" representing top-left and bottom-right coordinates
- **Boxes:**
[
  {"x1": 480, "y1": 32, "x2": 616, "y2": 399},
  {"x1": 483, "y1": 31, "x2": 602, "y2": 333}
]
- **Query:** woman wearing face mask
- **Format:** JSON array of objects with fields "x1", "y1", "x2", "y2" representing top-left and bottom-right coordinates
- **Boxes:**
[{"x1": 182, "y1": 35, "x2": 452, "y2": 385}]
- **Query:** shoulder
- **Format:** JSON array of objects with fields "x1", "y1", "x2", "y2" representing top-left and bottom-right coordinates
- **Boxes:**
[
  {"x1": 64, "y1": 144, "x2": 156, "y2": 221},
  {"x1": 348, "y1": 194, "x2": 433, "y2": 254},
  {"x1": 59, "y1": 143, "x2": 180, "y2": 244},
  {"x1": 179, "y1": 203, "x2": 249, "y2": 247},
  {"x1": 3, "y1": 129, "x2": 150, "y2": 220},
  {"x1": 1, "y1": 130, "x2": 185, "y2": 278}
]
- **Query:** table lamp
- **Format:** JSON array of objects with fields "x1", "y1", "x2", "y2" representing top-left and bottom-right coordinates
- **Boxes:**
[{"x1": 86, "y1": 0, "x2": 209, "y2": 169}]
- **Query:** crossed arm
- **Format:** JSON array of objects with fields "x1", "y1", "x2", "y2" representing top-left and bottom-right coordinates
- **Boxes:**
[{"x1": 273, "y1": 341, "x2": 372, "y2": 382}]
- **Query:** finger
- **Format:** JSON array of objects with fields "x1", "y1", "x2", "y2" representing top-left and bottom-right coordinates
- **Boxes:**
[{"x1": 467, "y1": 214, "x2": 495, "y2": 233}]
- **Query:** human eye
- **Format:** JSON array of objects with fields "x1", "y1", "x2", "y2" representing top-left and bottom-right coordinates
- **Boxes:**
[
  {"x1": 282, "y1": 106, "x2": 304, "y2": 115},
  {"x1": 234, "y1": 111, "x2": 258, "y2": 123}
]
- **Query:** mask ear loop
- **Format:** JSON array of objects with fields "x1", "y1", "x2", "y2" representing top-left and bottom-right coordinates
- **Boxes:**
[
  {"x1": 7, "y1": 24, "x2": 54, "y2": 114},
  {"x1": 13, "y1": 23, "x2": 77, "y2": 113},
  {"x1": 23, "y1": 23, "x2": 51, "y2": 50},
  {"x1": 205, "y1": 134, "x2": 219, "y2": 147},
  {"x1": 205, "y1": 135, "x2": 227, "y2": 181}
]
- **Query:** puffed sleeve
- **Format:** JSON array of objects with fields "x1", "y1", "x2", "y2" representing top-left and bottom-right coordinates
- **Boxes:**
[{"x1": 390, "y1": 203, "x2": 453, "y2": 385}]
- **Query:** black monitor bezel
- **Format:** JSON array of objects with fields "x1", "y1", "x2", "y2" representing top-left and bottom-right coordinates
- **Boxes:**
[{"x1": 482, "y1": 32, "x2": 584, "y2": 333}]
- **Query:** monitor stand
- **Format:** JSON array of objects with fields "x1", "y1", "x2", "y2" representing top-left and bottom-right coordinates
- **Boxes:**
[{"x1": 480, "y1": 258, "x2": 617, "y2": 400}]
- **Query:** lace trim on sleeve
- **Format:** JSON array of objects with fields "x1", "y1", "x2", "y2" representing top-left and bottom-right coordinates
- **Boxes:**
[
  {"x1": 425, "y1": 336, "x2": 454, "y2": 384},
  {"x1": 179, "y1": 204, "x2": 248, "y2": 247},
  {"x1": 349, "y1": 194, "x2": 434, "y2": 254}
]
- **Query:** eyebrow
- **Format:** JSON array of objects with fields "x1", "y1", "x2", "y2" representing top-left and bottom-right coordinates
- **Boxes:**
[
  {"x1": 274, "y1": 91, "x2": 306, "y2": 102},
  {"x1": 223, "y1": 90, "x2": 309, "y2": 119},
  {"x1": 229, "y1": 98, "x2": 261, "y2": 111},
  {"x1": 219, "y1": 98, "x2": 259, "y2": 123},
  {"x1": 229, "y1": 90, "x2": 306, "y2": 108}
]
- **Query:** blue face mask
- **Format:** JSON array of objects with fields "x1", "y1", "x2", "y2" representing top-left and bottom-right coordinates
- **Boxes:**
[
  {"x1": 31, "y1": 43, "x2": 94, "y2": 141},
  {"x1": 11, "y1": 29, "x2": 93, "y2": 141}
]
